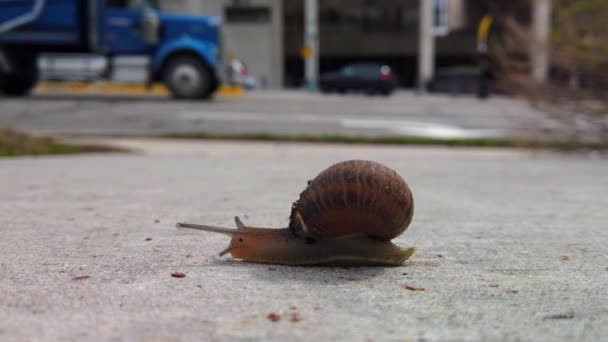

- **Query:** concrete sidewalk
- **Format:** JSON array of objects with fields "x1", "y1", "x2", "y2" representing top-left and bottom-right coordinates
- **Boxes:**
[{"x1": 1, "y1": 140, "x2": 607, "y2": 341}]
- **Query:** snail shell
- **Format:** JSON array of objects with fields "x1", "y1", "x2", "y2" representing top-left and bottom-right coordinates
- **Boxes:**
[{"x1": 289, "y1": 160, "x2": 414, "y2": 241}]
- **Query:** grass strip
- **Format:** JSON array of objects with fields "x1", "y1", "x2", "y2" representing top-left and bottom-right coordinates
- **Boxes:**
[
  {"x1": 0, "y1": 129, "x2": 124, "y2": 157},
  {"x1": 162, "y1": 132, "x2": 608, "y2": 151}
]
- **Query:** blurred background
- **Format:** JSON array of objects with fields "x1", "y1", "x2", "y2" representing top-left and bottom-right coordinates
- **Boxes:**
[{"x1": 0, "y1": 0, "x2": 607, "y2": 148}]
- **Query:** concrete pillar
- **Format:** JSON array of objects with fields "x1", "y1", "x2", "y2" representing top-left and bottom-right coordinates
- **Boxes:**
[
  {"x1": 531, "y1": 0, "x2": 551, "y2": 84},
  {"x1": 417, "y1": 0, "x2": 435, "y2": 91},
  {"x1": 270, "y1": 0, "x2": 284, "y2": 88},
  {"x1": 304, "y1": 0, "x2": 319, "y2": 91}
]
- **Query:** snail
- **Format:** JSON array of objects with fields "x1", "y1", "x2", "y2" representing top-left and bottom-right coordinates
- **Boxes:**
[{"x1": 176, "y1": 160, "x2": 415, "y2": 266}]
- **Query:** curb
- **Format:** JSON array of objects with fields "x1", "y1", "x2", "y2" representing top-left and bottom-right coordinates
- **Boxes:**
[{"x1": 35, "y1": 82, "x2": 243, "y2": 96}]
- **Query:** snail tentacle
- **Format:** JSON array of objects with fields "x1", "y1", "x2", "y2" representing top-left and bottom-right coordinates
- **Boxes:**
[
  {"x1": 176, "y1": 222, "x2": 240, "y2": 236},
  {"x1": 234, "y1": 216, "x2": 246, "y2": 229},
  {"x1": 177, "y1": 217, "x2": 250, "y2": 257}
]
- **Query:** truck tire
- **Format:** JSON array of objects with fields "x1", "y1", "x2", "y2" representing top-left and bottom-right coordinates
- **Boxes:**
[
  {"x1": 0, "y1": 52, "x2": 39, "y2": 96},
  {"x1": 162, "y1": 54, "x2": 213, "y2": 99}
]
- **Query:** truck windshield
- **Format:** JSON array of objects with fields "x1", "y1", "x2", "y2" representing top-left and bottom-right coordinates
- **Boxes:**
[
  {"x1": 106, "y1": 0, "x2": 158, "y2": 10},
  {"x1": 143, "y1": 0, "x2": 159, "y2": 10}
]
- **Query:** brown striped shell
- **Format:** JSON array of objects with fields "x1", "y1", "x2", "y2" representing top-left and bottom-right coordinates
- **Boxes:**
[{"x1": 288, "y1": 160, "x2": 414, "y2": 241}]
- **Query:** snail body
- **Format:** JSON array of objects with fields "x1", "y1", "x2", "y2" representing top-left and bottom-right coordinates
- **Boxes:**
[{"x1": 177, "y1": 160, "x2": 415, "y2": 266}]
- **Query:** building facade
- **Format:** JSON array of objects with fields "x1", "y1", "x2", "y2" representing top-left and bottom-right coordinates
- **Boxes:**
[{"x1": 159, "y1": 0, "x2": 544, "y2": 89}]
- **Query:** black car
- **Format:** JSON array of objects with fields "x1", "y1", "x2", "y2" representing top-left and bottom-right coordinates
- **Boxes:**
[{"x1": 320, "y1": 63, "x2": 398, "y2": 95}]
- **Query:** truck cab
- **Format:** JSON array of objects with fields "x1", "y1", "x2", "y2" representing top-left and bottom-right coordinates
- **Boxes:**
[{"x1": 0, "y1": 0, "x2": 221, "y2": 99}]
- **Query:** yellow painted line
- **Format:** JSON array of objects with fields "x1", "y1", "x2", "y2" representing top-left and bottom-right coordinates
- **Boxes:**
[
  {"x1": 219, "y1": 85, "x2": 243, "y2": 96},
  {"x1": 36, "y1": 82, "x2": 242, "y2": 96}
]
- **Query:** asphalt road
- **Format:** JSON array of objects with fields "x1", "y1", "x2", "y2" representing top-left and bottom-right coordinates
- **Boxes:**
[
  {"x1": 0, "y1": 90, "x2": 542, "y2": 139},
  {"x1": 1, "y1": 140, "x2": 607, "y2": 341}
]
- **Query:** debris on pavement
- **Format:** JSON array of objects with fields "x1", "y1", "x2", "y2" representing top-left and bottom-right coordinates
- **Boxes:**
[
  {"x1": 544, "y1": 312, "x2": 574, "y2": 320},
  {"x1": 171, "y1": 272, "x2": 186, "y2": 278},
  {"x1": 403, "y1": 285, "x2": 425, "y2": 291},
  {"x1": 72, "y1": 275, "x2": 91, "y2": 281},
  {"x1": 267, "y1": 313, "x2": 281, "y2": 322}
]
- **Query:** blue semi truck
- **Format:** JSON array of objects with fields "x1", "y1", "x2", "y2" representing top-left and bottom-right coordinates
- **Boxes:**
[{"x1": 0, "y1": 0, "x2": 222, "y2": 99}]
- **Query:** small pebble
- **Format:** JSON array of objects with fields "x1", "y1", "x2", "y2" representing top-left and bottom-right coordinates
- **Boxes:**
[{"x1": 267, "y1": 313, "x2": 281, "y2": 322}]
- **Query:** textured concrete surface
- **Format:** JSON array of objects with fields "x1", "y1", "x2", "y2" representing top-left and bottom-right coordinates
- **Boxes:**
[{"x1": 1, "y1": 140, "x2": 607, "y2": 341}]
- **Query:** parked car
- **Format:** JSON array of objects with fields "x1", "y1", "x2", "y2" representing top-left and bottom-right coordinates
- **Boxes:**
[{"x1": 320, "y1": 63, "x2": 398, "y2": 95}]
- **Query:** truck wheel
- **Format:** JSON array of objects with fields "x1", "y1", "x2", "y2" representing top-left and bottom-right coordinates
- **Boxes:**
[
  {"x1": 162, "y1": 55, "x2": 213, "y2": 99},
  {"x1": 0, "y1": 53, "x2": 39, "y2": 96}
]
